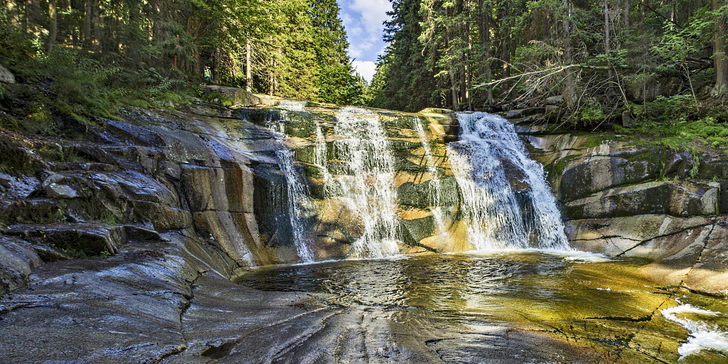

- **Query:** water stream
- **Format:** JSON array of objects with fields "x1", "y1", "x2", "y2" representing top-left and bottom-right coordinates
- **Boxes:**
[
  {"x1": 238, "y1": 252, "x2": 728, "y2": 363},
  {"x1": 235, "y1": 105, "x2": 728, "y2": 362}
]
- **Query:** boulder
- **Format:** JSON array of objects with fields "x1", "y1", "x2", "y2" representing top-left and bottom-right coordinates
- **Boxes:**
[
  {"x1": 558, "y1": 146, "x2": 666, "y2": 202},
  {"x1": 0, "y1": 235, "x2": 42, "y2": 294},
  {"x1": 546, "y1": 95, "x2": 564, "y2": 105},
  {"x1": 566, "y1": 214, "x2": 712, "y2": 256},
  {"x1": 0, "y1": 64, "x2": 14, "y2": 84}
]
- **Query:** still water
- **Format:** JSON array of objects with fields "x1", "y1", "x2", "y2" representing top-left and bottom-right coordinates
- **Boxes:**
[{"x1": 238, "y1": 252, "x2": 728, "y2": 363}]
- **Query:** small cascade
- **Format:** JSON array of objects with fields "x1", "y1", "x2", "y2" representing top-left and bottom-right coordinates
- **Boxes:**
[
  {"x1": 314, "y1": 120, "x2": 332, "y2": 183},
  {"x1": 327, "y1": 107, "x2": 400, "y2": 258},
  {"x1": 276, "y1": 149, "x2": 315, "y2": 262},
  {"x1": 448, "y1": 112, "x2": 569, "y2": 250},
  {"x1": 265, "y1": 109, "x2": 316, "y2": 262},
  {"x1": 412, "y1": 117, "x2": 448, "y2": 236}
]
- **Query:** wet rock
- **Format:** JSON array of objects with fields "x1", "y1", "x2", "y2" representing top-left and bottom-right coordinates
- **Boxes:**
[
  {"x1": 0, "y1": 199, "x2": 69, "y2": 225},
  {"x1": 41, "y1": 173, "x2": 87, "y2": 199},
  {"x1": 545, "y1": 95, "x2": 564, "y2": 105},
  {"x1": 566, "y1": 214, "x2": 713, "y2": 256},
  {"x1": 181, "y1": 165, "x2": 254, "y2": 213},
  {"x1": 0, "y1": 233, "x2": 199, "y2": 363},
  {"x1": 192, "y1": 211, "x2": 263, "y2": 267}
]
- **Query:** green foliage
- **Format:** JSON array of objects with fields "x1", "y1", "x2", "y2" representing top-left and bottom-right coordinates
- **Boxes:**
[
  {"x1": 690, "y1": 155, "x2": 700, "y2": 178},
  {"x1": 616, "y1": 96, "x2": 728, "y2": 151}
]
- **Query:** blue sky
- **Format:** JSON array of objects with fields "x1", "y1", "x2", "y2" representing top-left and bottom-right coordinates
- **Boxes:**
[{"x1": 336, "y1": 0, "x2": 392, "y2": 83}]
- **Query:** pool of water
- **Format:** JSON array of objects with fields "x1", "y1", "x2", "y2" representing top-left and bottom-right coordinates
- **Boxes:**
[{"x1": 237, "y1": 252, "x2": 728, "y2": 363}]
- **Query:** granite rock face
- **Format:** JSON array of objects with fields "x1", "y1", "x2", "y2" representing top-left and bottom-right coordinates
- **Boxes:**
[{"x1": 525, "y1": 132, "x2": 728, "y2": 295}]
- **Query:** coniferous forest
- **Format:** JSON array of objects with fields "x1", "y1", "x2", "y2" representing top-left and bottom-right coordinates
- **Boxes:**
[
  {"x1": 0, "y1": 0, "x2": 364, "y2": 117},
  {"x1": 367, "y1": 0, "x2": 728, "y2": 132},
  {"x1": 1, "y1": 1, "x2": 728, "y2": 134}
]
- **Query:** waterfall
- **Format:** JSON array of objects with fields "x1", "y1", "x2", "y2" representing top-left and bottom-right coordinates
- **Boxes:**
[
  {"x1": 412, "y1": 117, "x2": 448, "y2": 237},
  {"x1": 266, "y1": 106, "x2": 316, "y2": 262},
  {"x1": 448, "y1": 112, "x2": 569, "y2": 250},
  {"x1": 276, "y1": 149, "x2": 315, "y2": 262},
  {"x1": 326, "y1": 107, "x2": 400, "y2": 258}
]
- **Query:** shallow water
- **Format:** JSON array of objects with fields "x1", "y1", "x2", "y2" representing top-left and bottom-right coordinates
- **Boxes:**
[{"x1": 238, "y1": 252, "x2": 728, "y2": 363}]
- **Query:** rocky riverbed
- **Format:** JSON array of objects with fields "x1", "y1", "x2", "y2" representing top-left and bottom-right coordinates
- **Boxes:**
[{"x1": 0, "y1": 90, "x2": 727, "y2": 362}]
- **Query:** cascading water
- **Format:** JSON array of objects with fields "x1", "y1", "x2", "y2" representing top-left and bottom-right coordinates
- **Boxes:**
[
  {"x1": 266, "y1": 101, "x2": 316, "y2": 262},
  {"x1": 326, "y1": 107, "x2": 400, "y2": 258},
  {"x1": 412, "y1": 117, "x2": 448, "y2": 236},
  {"x1": 275, "y1": 149, "x2": 315, "y2": 262},
  {"x1": 314, "y1": 120, "x2": 332, "y2": 184},
  {"x1": 448, "y1": 112, "x2": 569, "y2": 250}
]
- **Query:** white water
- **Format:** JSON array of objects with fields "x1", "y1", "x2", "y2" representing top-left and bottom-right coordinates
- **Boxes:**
[
  {"x1": 276, "y1": 149, "x2": 315, "y2": 262},
  {"x1": 662, "y1": 303, "x2": 728, "y2": 358},
  {"x1": 314, "y1": 120, "x2": 332, "y2": 184},
  {"x1": 412, "y1": 117, "x2": 448, "y2": 236},
  {"x1": 448, "y1": 112, "x2": 569, "y2": 250},
  {"x1": 266, "y1": 108, "x2": 316, "y2": 262},
  {"x1": 327, "y1": 107, "x2": 400, "y2": 258}
]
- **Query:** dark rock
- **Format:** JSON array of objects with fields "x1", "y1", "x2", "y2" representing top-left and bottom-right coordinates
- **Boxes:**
[
  {"x1": 564, "y1": 180, "x2": 719, "y2": 219},
  {"x1": 0, "y1": 235, "x2": 42, "y2": 294},
  {"x1": 558, "y1": 146, "x2": 666, "y2": 201},
  {"x1": 621, "y1": 111, "x2": 634, "y2": 127},
  {"x1": 546, "y1": 95, "x2": 564, "y2": 105},
  {"x1": 4, "y1": 223, "x2": 126, "y2": 257},
  {"x1": 506, "y1": 108, "x2": 546, "y2": 119}
]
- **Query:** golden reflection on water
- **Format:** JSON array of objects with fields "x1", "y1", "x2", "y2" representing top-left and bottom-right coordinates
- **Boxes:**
[{"x1": 238, "y1": 252, "x2": 728, "y2": 363}]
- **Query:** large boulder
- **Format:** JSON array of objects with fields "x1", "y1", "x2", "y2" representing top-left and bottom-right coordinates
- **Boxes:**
[
  {"x1": 558, "y1": 146, "x2": 666, "y2": 202},
  {"x1": 563, "y1": 180, "x2": 720, "y2": 219}
]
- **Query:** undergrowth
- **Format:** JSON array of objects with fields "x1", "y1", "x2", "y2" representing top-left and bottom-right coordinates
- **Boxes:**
[
  {"x1": 614, "y1": 95, "x2": 728, "y2": 152},
  {"x1": 0, "y1": 18, "x2": 200, "y2": 136}
]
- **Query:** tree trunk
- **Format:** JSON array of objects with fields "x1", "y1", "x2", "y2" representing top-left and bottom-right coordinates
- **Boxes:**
[
  {"x1": 624, "y1": 0, "x2": 630, "y2": 27},
  {"x1": 45, "y1": 0, "x2": 57, "y2": 54},
  {"x1": 562, "y1": 0, "x2": 576, "y2": 109},
  {"x1": 713, "y1": 0, "x2": 728, "y2": 96},
  {"x1": 478, "y1": 0, "x2": 493, "y2": 105},
  {"x1": 83, "y1": 0, "x2": 92, "y2": 49},
  {"x1": 246, "y1": 39, "x2": 252, "y2": 92},
  {"x1": 605, "y1": 0, "x2": 613, "y2": 78}
]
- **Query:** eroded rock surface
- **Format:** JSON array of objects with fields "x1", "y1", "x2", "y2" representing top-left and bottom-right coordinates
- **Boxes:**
[{"x1": 525, "y1": 132, "x2": 728, "y2": 295}]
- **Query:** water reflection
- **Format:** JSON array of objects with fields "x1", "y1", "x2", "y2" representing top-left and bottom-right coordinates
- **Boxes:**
[{"x1": 238, "y1": 253, "x2": 728, "y2": 363}]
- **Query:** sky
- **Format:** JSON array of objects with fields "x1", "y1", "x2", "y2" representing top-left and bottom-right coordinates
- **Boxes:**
[{"x1": 337, "y1": 0, "x2": 392, "y2": 83}]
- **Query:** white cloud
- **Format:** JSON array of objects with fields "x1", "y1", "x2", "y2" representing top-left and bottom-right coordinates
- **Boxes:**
[
  {"x1": 352, "y1": 60, "x2": 377, "y2": 83},
  {"x1": 339, "y1": 0, "x2": 392, "y2": 63}
]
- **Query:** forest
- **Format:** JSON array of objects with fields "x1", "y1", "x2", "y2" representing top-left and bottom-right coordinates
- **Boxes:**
[
  {"x1": 0, "y1": 0, "x2": 364, "y2": 119},
  {"x1": 368, "y1": 0, "x2": 728, "y2": 130},
  {"x1": 1, "y1": 0, "x2": 728, "y2": 135}
]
